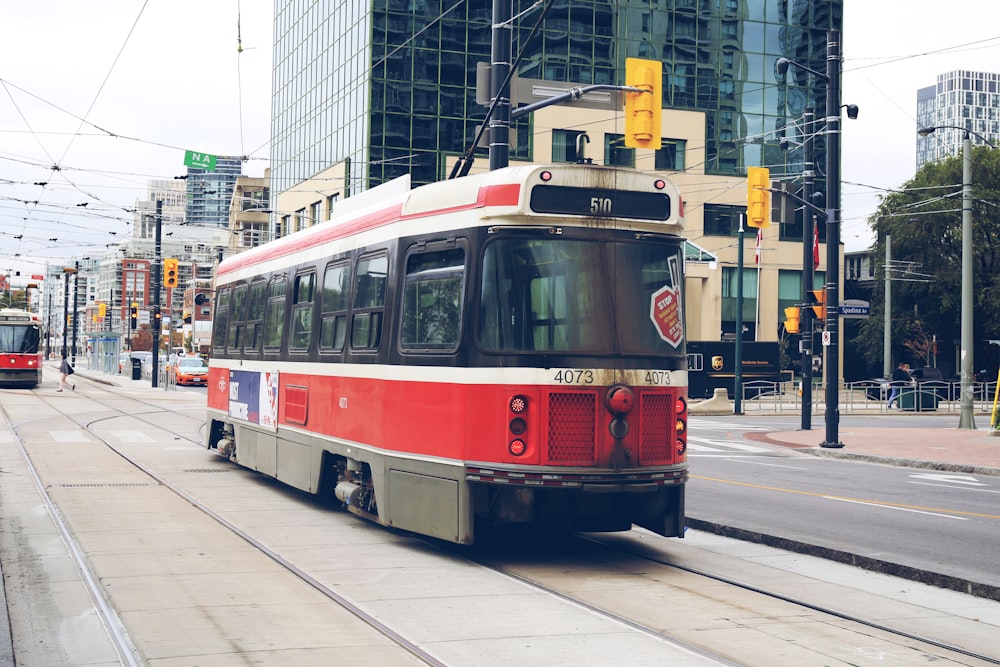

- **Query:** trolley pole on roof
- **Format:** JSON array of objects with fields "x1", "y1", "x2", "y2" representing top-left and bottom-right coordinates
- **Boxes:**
[{"x1": 488, "y1": 0, "x2": 512, "y2": 171}]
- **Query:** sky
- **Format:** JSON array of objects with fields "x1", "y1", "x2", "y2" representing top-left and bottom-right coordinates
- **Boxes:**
[{"x1": 1, "y1": 0, "x2": 999, "y2": 285}]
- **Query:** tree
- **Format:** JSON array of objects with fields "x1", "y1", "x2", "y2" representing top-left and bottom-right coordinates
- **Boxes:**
[{"x1": 854, "y1": 145, "x2": 1000, "y2": 377}]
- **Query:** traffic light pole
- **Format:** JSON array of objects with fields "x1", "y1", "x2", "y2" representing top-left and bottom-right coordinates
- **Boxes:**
[{"x1": 151, "y1": 199, "x2": 162, "y2": 388}]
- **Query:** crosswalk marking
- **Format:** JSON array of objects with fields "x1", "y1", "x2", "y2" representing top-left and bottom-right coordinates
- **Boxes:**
[{"x1": 687, "y1": 436, "x2": 771, "y2": 455}]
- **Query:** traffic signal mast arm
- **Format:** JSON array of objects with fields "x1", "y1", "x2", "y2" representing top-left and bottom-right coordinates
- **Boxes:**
[{"x1": 765, "y1": 186, "x2": 825, "y2": 216}]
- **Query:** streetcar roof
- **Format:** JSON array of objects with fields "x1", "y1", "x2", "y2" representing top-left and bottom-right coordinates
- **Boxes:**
[{"x1": 216, "y1": 164, "x2": 683, "y2": 284}]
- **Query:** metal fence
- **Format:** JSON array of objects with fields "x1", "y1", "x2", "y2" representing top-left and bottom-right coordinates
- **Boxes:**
[{"x1": 738, "y1": 379, "x2": 998, "y2": 415}]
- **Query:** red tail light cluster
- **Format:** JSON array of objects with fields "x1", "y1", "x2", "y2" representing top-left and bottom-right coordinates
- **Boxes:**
[
  {"x1": 675, "y1": 395, "x2": 687, "y2": 456},
  {"x1": 509, "y1": 395, "x2": 530, "y2": 456}
]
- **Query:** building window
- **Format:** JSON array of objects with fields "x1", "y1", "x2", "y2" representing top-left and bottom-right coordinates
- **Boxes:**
[
  {"x1": 604, "y1": 133, "x2": 634, "y2": 167},
  {"x1": 655, "y1": 139, "x2": 686, "y2": 171},
  {"x1": 552, "y1": 129, "x2": 587, "y2": 163},
  {"x1": 703, "y1": 204, "x2": 743, "y2": 237}
]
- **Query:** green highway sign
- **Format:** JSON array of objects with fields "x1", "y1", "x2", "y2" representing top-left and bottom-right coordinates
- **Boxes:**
[{"x1": 184, "y1": 150, "x2": 217, "y2": 170}]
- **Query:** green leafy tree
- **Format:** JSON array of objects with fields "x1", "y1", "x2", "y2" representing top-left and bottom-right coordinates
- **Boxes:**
[{"x1": 854, "y1": 145, "x2": 1000, "y2": 376}]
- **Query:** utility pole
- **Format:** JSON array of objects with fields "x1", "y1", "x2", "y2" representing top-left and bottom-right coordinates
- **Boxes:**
[
  {"x1": 800, "y1": 110, "x2": 816, "y2": 430},
  {"x1": 152, "y1": 200, "x2": 163, "y2": 388},
  {"x1": 883, "y1": 234, "x2": 892, "y2": 378},
  {"x1": 821, "y1": 30, "x2": 845, "y2": 448},
  {"x1": 488, "y1": 0, "x2": 512, "y2": 170},
  {"x1": 71, "y1": 261, "x2": 80, "y2": 365}
]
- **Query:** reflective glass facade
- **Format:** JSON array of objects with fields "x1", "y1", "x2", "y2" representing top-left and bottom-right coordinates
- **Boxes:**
[{"x1": 272, "y1": 0, "x2": 841, "y2": 193}]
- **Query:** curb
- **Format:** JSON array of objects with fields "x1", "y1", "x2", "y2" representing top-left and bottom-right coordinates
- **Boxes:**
[{"x1": 685, "y1": 518, "x2": 1000, "y2": 602}]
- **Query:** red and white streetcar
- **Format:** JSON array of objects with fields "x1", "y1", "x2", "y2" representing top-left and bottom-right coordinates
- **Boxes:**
[
  {"x1": 0, "y1": 308, "x2": 44, "y2": 388},
  {"x1": 205, "y1": 164, "x2": 689, "y2": 544}
]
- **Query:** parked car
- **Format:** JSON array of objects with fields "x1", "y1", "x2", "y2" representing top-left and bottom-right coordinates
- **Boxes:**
[{"x1": 171, "y1": 356, "x2": 209, "y2": 386}]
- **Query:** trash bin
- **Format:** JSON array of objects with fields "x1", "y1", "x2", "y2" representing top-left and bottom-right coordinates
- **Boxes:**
[
  {"x1": 899, "y1": 387, "x2": 938, "y2": 411},
  {"x1": 131, "y1": 357, "x2": 142, "y2": 380}
]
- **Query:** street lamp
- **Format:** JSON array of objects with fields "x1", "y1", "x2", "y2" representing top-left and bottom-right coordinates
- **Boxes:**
[
  {"x1": 916, "y1": 125, "x2": 997, "y2": 429},
  {"x1": 776, "y1": 30, "x2": 850, "y2": 448}
]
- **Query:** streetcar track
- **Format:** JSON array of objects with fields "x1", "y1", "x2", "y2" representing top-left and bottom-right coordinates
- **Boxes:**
[
  {"x1": 16, "y1": 381, "x2": 444, "y2": 666},
  {"x1": 575, "y1": 532, "x2": 1000, "y2": 665},
  {"x1": 16, "y1": 378, "x2": 998, "y2": 665}
]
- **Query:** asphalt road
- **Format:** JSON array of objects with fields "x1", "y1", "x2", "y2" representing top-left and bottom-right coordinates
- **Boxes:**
[{"x1": 686, "y1": 416, "x2": 1000, "y2": 593}]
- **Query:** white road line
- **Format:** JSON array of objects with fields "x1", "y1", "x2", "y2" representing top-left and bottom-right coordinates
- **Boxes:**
[{"x1": 824, "y1": 496, "x2": 967, "y2": 520}]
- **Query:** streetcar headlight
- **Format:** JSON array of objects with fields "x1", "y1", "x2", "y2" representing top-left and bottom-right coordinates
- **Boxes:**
[{"x1": 654, "y1": 179, "x2": 666, "y2": 190}]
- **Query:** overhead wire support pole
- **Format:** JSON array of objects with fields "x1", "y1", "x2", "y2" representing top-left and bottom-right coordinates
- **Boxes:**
[
  {"x1": 488, "y1": 0, "x2": 513, "y2": 171},
  {"x1": 151, "y1": 199, "x2": 162, "y2": 388},
  {"x1": 801, "y1": 110, "x2": 815, "y2": 430},
  {"x1": 821, "y1": 30, "x2": 844, "y2": 448}
]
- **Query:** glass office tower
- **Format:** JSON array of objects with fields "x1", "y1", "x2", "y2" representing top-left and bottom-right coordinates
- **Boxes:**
[{"x1": 271, "y1": 0, "x2": 842, "y2": 197}]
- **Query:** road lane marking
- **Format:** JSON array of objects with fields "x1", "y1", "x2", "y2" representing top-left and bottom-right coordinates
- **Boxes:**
[
  {"x1": 724, "y1": 459, "x2": 808, "y2": 470},
  {"x1": 909, "y1": 473, "x2": 988, "y2": 486},
  {"x1": 692, "y1": 474, "x2": 1000, "y2": 520},
  {"x1": 824, "y1": 496, "x2": 968, "y2": 520}
]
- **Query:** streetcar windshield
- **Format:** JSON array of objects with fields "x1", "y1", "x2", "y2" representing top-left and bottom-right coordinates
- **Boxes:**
[
  {"x1": 0, "y1": 324, "x2": 41, "y2": 354},
  {"x1": 478, "y1": 237, "x2": 684, "y2": 355}
]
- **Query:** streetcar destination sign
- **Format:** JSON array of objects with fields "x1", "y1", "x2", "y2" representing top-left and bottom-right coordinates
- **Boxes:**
[{"x1": 530, "y1": 185, "x2": 671, "y2": 221}]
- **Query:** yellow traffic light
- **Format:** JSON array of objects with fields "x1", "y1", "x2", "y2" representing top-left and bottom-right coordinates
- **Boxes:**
[
  {"x1": 784, "y1": 306, "x2": 801, "y2": 334},
  {"x1": 98, "y1": 303, "x2": 107, "y2": 318},
  {"x1": 163, "y1": 258, "x2": 179, "y2": 288},
  {"x1": 746, "y1": 167, "x2": 771, "y2": 228},
  {"x1": 130, "y1": 302, "x2": 138, "y2": 330},
  {"x1": 624, "y1": 58, "x2": 662, "y2": 149}
]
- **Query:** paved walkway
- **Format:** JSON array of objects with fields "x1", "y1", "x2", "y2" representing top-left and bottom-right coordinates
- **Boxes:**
[{"x1": 760, "y1": 425, "x2": 1000, "y2": 476}]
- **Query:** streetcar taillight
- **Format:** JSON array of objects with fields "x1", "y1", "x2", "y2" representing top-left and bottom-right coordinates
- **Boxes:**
[
  {"x1": 675, "y1": 397, "x2": 687, "y2": 415},
  {"x1": 510, "y1": 395, "x2": 528, "y2": 414},
  {"x1": 510, "y1": 417, "x2": 527, "y2": 435},
  {"x1": 509, "y1": 439, "x2": 527, "y2": 456},
  {"x1": 676, "y1": 418, "x2": 687, "y2": 435},
  {"x1": 676, "y1": 439, "x2": 687, "y2": 456}
]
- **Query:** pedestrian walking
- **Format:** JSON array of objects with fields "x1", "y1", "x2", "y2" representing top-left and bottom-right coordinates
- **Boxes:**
[
  {"x1": 887, "y1": 361, "x2": 909, "y2": 409},
  {"x1": 58, "y1": 353, "x2": 76, "y2": 392}
]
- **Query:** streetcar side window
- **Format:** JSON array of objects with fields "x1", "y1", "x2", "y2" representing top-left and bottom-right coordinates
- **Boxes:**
[
  {"x1": 227, "y1": 283, "x2": 248, "y2": 353},
  {"x1": 400, "y1": 247, "x2": 465, "y2": 349},
  {"x1": 320, "y1": 260, "x2": 350, "y2": 351},
  {"x1": 212, "y1": 288, "x2": 231, "y2": 353},
  {"x1": 351, "y1": 254, "x2": 388, "y2": 350},
  {"x1": 263, "y1": 275, "x2": 287, "y2": 350},
  {"x1": 290, "y1": 271, "x2": 315, "y2": 351},
  {"x1": 244, "y1": 279, "x2": 267, "y2": 354}
]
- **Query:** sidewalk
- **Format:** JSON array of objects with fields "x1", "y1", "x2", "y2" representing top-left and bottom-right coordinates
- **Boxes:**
[{"x1": 759, "y1": 425, "x2": 1000, "y2": 477}]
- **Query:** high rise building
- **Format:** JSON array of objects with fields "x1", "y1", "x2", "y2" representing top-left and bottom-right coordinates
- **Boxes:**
[
  {"x1": 271, "y1": 1, "x2": 841, "y2": 199},
  {"x1": 184, "y1": 156, "x2": 244, "y2": 227},
  {"x1": 916, "y1": 70, "x2": 1000, "y2": 169}
]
